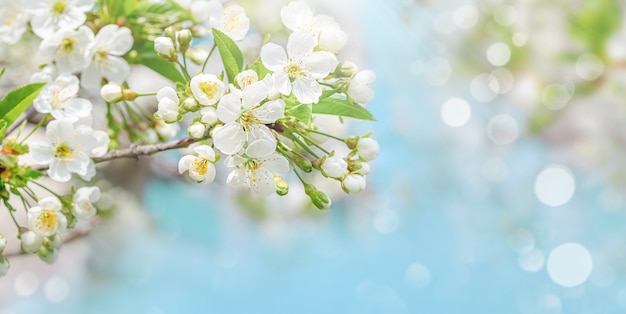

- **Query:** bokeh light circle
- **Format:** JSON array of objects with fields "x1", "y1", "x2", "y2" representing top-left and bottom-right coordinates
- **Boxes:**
[
  {"x1": 441, "y1": 98, "x2": 471, "y2": 127},
  {"x1": 575, "y1": 53, "x2": 604, "y2": 81},
  {"x1": 534, "y1": 165, "x2": 575, "y2": 207},
  {"x1": 546, "y1": 243, "x2": 593, "y2": 287},
  {"x1": 487, "y1": 114, "x2": 519, "y2": 145},
  {"x1": 486, "y1": 42, "x2": 511, "y2": 66}
]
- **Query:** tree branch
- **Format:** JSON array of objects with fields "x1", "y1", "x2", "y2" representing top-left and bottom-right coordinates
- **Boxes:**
[{"x1": 33, "y1": 136, "x2": 203, "y2": 171}]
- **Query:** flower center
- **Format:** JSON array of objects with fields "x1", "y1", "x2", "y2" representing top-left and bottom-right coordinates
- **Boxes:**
[
  {"x1": 61, "y1": 38, "x2": 76, "y2": 54},
  {"x1": 223, "y1": 8, "x2": 243, "y2": 32},
  {"x1": 80, "y1": 200, "x2": 94, "y2": 212},
  {"x1": 285, "y1": 63, "x2": 302, "y2": 80},
  {"x1": 96, "y1": 50, "x2": 108, "y2": 62},
  {"x1": 247, "y1": 159, "x2": 261, "y2": 171},
  {"x1": 5, "y1": 15, "x2": 16, "y2": 26},
  {"x1": 240, "y1": 111, "x2": 259, "y2": 128},
  {"x1": 192, "y1": 158, "x2": 209, "y2": 176},
  {"x1": 53, "y1": 143, "x2": 73, "y2": 159},
  {"x1": 36, "y1": 210, "x2": 59, "y2": 233},
  {"x1": 52, "y1": 1, "x2": 66, "y2": 14},
  {"x1": 199, "y1": 81, "x2": 218, "y2": 99}
]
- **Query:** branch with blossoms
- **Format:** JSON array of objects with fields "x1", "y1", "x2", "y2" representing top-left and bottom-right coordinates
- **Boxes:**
[{"x1": 0, "y1": 0, "x2": 379, "y2": 276}]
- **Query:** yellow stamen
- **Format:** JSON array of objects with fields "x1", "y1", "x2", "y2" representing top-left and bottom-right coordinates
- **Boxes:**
[
  {"x1": 192, "y1": 158, "x2": 209, "y2": 176},
  {"x1": 52, "y1": 1, "x2": 66, "y2": 14},
  {"x1": 53, "y1": 143, "x2": 73, "y2": 160},
  {"x1": 36, "y1": 210, "x2": 59, "y2": 233},
  {"x1": 199, "y1": 81, "x2": 218, "y2": 99}
]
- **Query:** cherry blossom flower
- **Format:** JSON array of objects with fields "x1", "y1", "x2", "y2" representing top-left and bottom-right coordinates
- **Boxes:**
[
  {"x1": 0, "y1": 0, "x2": 29, "y2": 44},
  {"x1": 261, "y1": 31, "x2": 336, "y2": 104},
  {"x1": 342, "y1": 174, "x2": 366, "y2": 193},
  {"x1": 347, "y1": 70, "x2": 376, "y2": 104},
  {"x1": 155, "y1": 86, "x2": 180, "y2": 123},
  {"x1": 29, "y1": 119, "x2": 109, "y2": 182},
  {"x1": 357, "y1": 137, "x2": 379, "y2": 161},
  {"x1": 321, "y1": 155, "x2": 347, "y2": 178},
  {"x1": 280, "y1": 1, "x2": 347, "y2": 53},
  {"x1": 213, "y1": 82, "x2": 285, "y2": 155},
  {"x1": 225, "y1": 152, "x2": 289, "y2": 196},
  {"x1": 82, "y1": 24, "x2": 133, "y2": 90},
  {"x1": 39, "y1": 26, "x2": 93, "y2": 74},
  {"x1": 178, "y1": 145, "x2": 217, "y2": 184},
  {"x1": 25, "y1": 0, "x2": 95, "y2": 38},
  {"x1": 33, "y1": 74, "x2": 92, "y2": 121},
  {"x1": 191, "y1": 0, "x2": 249, "y2": 41},
  {"x1": 27, "y1": 196, "x2": 67, "y2": 237},
  {"x1": 190, "y1": 73, "x2": 226, "y2": 106},
  {"x1": 72, "y1": 186, "x2": 100, "y2": 221}
]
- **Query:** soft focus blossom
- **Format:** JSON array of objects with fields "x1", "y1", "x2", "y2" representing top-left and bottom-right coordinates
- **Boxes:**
[
  {"x1": 155, "y1": 86, "x2": 180, "y2": 123},
  {"x1": 321, "y1": 155, "x2": 348, "y2": 178},
  {"x1": 25, "y1": 0, "x2": 95, "y2": 38},
  {"x1": 357, "y1": 137, "x2": 379, "y2": 161},
  {"x1": 72, "y1": 186, "x2": 100, "y2": 221},
  {"x1": 20, "y1": 231, "x2": 43, "y2": 253},
  {"x1": 191, "y1": 0, "x2": 249, "y2": 41},
  {"x1": 0, "y1": 0, "x2": 29, "y2": 44},
  {"x1": 342, "y1": 173, "x2": 366, "y2": 193}
]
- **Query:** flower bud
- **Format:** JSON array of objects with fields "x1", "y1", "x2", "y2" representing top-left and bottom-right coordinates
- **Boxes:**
[
  {"x1": 164, "y1": 26, "x2": 176, "y2": 41},
  {"x1": 336, "y1": 61, "x2": 359, "y2": 77},
  {"x1": 342, "y1": 174, "x2": 366, "y2": 193},
  {"x1": 45, "y1": 234, "x2": 63, "y2": 250},
  {"x1": 345, "y1": 136, "x2": 359, "y2": 150},
  {"x1": 321, "y1": 155, "x2": 348, "y2": 179},
  {"x1": 235, "y1": 70, "x2": 259, "y2": 89},
  {"x1": 183, "y1": 97, "x2": 200, "y2": 112},
  {"x1": 304, "y1": 184, "x2": 332, "y2": 210},
  {"x1": 200, "y1": 106, "x2": 218, "y2": 125},
  {"x1": 100, "y1": 82, "x2": 123, "y2": 102},
  {"x1": 20, "y1": 231, "x2": 43, "y2": 253},
  {"x1": 0, "y1": 256, "x2": 9, "y2": 277},
  {"x1": 155, "y1": 121, "x2": 180, "y2": 139},
  {"x1": 154, "y1": 37, "x2": 177, "y2": 62},
  {"x1": 294, "y1": 156, "x2": 313, "y2": 173},
  {"x1": 37, "y1": 246, "x2": 58, "y2": 264},
  {"x1": 122, "y1": 89, "x2": 137, "y2": 101},
  {"x1": 188, "y1": 122, "x2": 207, "y2": 139},
  {"x1": 347, "y1": 70, "x2": 376, "y2": 104},
  {"x1": 274, "y1": 176, "x2": 289, "y2": 196},
  {"x1": 177, "y1": 29, "x2": 193, "y2": 53},
  {"x1": 354, "y1": 161, "x2": 370, "y2": 175},
  {"x1": 357, "y1": 137, "x2": 379, "y2": 161}
]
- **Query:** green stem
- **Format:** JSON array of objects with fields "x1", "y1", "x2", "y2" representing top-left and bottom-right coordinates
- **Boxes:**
[
  {"x1": 304, "y1": 128, "x2": 345, "y2": 142},
  {"x1": 201, "y1": 43, "x2": 217, "y2": 73},
  {"x1": 176, "y1": 60, "x2": 192, "y2": 81},
  {"x1": 30, "y1": 180, "x2": 62, "y2": 198},
  {"x1": 133, "y1": 92, "x2": 158, "y2": 97},
  {"x1": 3, "y1": 199, "x2": 21, "y2": 230},
  {"x1": 289, "y1": 162, "x2": 307, "y2": 185},
  {"x1": 19, "y1": 114, "x2": 49, "y2": 143}
]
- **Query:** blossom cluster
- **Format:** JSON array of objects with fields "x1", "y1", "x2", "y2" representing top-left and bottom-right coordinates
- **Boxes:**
[{"x1": 0, "y1": 0, "x2": 378, "y2": 276}]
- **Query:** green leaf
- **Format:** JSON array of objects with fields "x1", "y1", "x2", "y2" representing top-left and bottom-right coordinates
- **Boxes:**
[
  {"x1": 287, "y1": 103, "x2": 312, "y2": 124},
  {"x1": 123, "y1": 0, "x2": 138, "y2": 15},
  {"x1": 140, "y1": 56, "x2": 186, "y2": 83},
  {"x1": 23, "y1": 168, "x2": 44, "y2": 180},
  {"x1": 0, "y1": 68, "x2": 5, "y2": 80},
  {"x1": 249, "y1": 60, "x2": 270, "y2": 80},
  {"x1": 213, "y1": 28, "x2": 243, "y2": 83},
  {"x1": 312, "y1": 98, "x2": 376, "y2": 121},
  {"x1": 135, "y1": 0, "x2": 192, "y2": 19},
  {"x1": 0, "y1": 83, "x2": 46, "y2": 126}
]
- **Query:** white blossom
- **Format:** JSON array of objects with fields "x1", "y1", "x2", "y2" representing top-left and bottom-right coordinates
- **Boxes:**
[
  {"x1": 357, "y1": 137, "x2": 379, "y2": 161},
  {"x1": 190, "y1": 74, "x2": 226, "y2": 106},
  {"x1": 178, "y1": 145, "x2": 217, "y2": 183},
  {"x1": 342, "y1": 173, "x2": 366, "y2": 193},
  {"x1": 39, "y1": 26, "x2": 94, "y2": 74},
  {"x1": 154, "y1": 36, "x2": 176, "y2": 57},
  {"x1": 347, "y1": 70, "x2": 376, "y2": 104},
  {"x1": 235, "y1": 70, "x2": 258, "y2": 89},
  {"x1": 29, "y1": 119, "x2": 109, "y2": 182},
  {"x1": 280, "y1": 1, "x2": 347, "y2": 53},
  {"x1": 82, "y1": 24, "x2": 133, "y2": 90},
  {"x1": 261, "y1": 31, "x2": 336, "y2": 104},
  {"x1": 188, "y1": 122, "x2": 207, "y2": 138},
  {"x1": 213, "y1": 82, "x2": 285, "y2": 155},
  {"x1": 33, "y1": 74, "x2": 92, "y2": 121},
  {"x1": 191, "y1": 0, "x2": 249, "y2": 41},
  {"x1": 27, "y1": 196, "x2": 67, "y2": 237},
  {"x1": 25, "y1": 0, "x2": 95, "y2": 38},
  {"x1": 72, "y1": 186, "x2": 100, "y2": 221},
  {"x1": 155, "y1": 120, "x2": 180, "y2": 139},
  {"x1": 0, "y1": 0, "x2": 29, "y2": 44},
  {"x1": 321, "y1": 155, "x2": 347, "y2": 178},
  {"x1": 200, "y1": 106, "x2": 218, "y2": 125},
  {"x1": 225, "y1": 152, "x2": 289, "y2": 196},
  {"x1": 155, "y1": 86, "x2": 180, "y2": 123}
]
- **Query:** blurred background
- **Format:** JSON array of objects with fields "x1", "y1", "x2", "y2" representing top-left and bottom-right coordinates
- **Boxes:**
[{"x1": 4, "y1": 0, "x2": 626, "y2": 313}]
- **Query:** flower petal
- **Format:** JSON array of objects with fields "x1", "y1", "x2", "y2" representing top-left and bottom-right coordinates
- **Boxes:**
[
  {"x1": 261, "y1": 154, "x2": 290, "y2": 173},
  {"x1": 260, "y1": 43, "x2": 287, "y2": 71},
  {"x1": 292, "y1": 77, "x2": 322, "y2": 104},
  {"x1": 212, "y1": 122, "x2": 245, "y2": 155},
  {"x1": 287, "y1": 31, "x2": 316, "y2": 61},
  {"x1": 252, "y1": 99, "x2": 285, "y2": 124},
  {"x1": 216, "y1": 93, "x2": 242, "y2": 123}
]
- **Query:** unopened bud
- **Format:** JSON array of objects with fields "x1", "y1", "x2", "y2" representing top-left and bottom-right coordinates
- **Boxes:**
[
  {"x1": 177, "y1": 29, "x2": 193, "y2": 53},
  {"x1": 304, "y1": 184, "x2": 332, "y2": 210},
  {"x1": 183, "y1": 97, "x2": 200, "y2": 112},
  {"x1": 20, "y1": 231, "x2": 42, "y2": 253},
  {"x1": 188, "y1": 122, "x2": 207, "y2": 139},
  {"x1": 337, "y1": 61, "x2": 359, "y2": 77},
  {"x1": 274, "y1": 176, "x2": 289, "y2": 196},
  {"x1": 321, "y1": 155, "x2": 348, "y2": 179},
  {"x1": 100, "y1": 82, "x2": 123, "y2": 102},
  {"x1": 200, "y1": 106, "x2": 218, "y2": 125},
  {"x1": 154, "y1": 37, "x2": 177, "y2": 62},
  {"x1": 357, "y1": 137, "x2": 380, "y2": 161},
  {"x1": 345, "y1": 136, "x2": 359, "y2": 150},
  {"x1": 164, "y1": 26, "x2": 176, "y2": 41},
  {"x1": 341, "y1": 174, "x2": 366, "y2": 193},
  {"x1": 294, "y1": 156, "x2": 312, "y2": 173}
]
